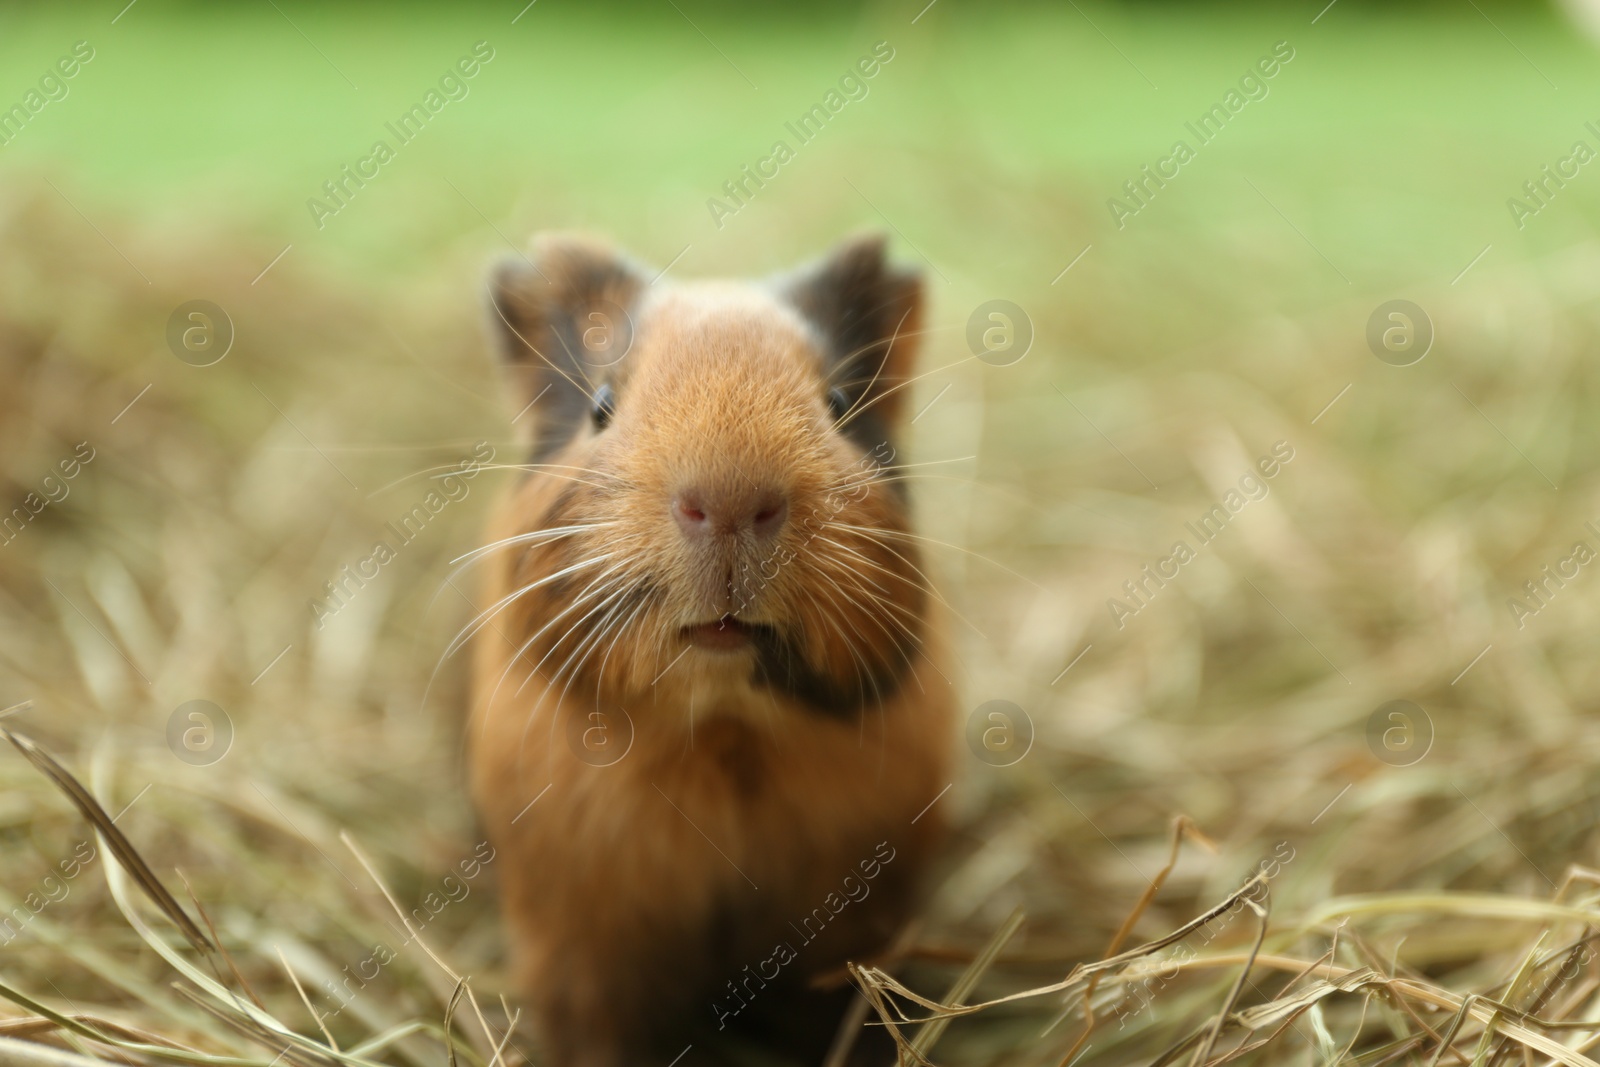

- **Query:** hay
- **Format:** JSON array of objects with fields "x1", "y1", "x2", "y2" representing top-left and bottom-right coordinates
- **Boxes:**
[{"x1": 3, "y1": 174, "x2": 1600, "y2": 1067}]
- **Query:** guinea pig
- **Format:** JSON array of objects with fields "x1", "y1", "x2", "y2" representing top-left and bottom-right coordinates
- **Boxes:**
[{"x1": 467, "y1": 233, "x2": 954, "y2": 1067}]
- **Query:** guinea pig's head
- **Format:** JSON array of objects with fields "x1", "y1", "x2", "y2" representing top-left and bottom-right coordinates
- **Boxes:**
[{"x1": 482, "y1": 233, "x2": 928, "y2": 719}]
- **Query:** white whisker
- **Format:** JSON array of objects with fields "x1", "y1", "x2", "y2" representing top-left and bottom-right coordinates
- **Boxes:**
[
  {"x1": 450, "y1": 523, "x2": 615, "y2": 567},
  {"x1": 442, "y1": 553, "x2": 614, "y2": 661},
  {"x1": 822, "y1": 455, "x2": 977, "y2": 492},
  {"x1": 593, "y1": 593, "x2": 655, "y2": 702},
  {"x1": 488, "y1": 564, "x2": 634, "y2": 710},
  {"x1": 828, "y1": 521, "x2": 1043, "y2": 591},
  {"x1": 514, "y1": 577, "x2": 638, "y2": 702}
]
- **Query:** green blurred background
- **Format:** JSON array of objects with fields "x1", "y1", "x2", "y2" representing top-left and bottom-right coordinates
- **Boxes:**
[{"x1": 6, "y1": 0, "x2": 1598, "y2": 295}]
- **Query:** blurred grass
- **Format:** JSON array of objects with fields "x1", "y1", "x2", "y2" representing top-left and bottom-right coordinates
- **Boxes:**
[
  {"x1": 3, "y1": 0, "x2": 1598, "y2": 287},
  {"x1": 4, "y1": 1, "x2": 1600, "y2": 1065}
]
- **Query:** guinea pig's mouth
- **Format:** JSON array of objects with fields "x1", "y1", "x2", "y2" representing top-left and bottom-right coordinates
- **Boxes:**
[{"x1": 680, "y1": 614, "x2": 772, "y2": 653}]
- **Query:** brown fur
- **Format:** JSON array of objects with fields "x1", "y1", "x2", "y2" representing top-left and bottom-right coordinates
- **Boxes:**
[{"x1": 467, "y1": 233, "x2": 954, "y2": 1066}]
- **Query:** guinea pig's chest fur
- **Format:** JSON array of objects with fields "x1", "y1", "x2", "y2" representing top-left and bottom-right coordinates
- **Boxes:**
[{"x1": 466, "y1": 233, "x2": 953, "y2": 1064}]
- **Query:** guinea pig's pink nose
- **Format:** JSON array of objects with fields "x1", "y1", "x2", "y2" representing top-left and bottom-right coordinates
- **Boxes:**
[{"x1": 673, "y1": 485, "x2": 788, "y2": 542}]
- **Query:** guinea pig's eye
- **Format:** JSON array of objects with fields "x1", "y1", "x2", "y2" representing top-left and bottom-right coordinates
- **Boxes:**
[
  {"x1": 591, "y1": 383, "x2": 616, "y2": 429},
  {"x1": 827, "y1": 386, "x2": 851, "y2": 422}
]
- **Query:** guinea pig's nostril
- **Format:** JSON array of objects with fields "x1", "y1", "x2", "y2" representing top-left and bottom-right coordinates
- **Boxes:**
[
  {"x1": 675, "y1": 497, "x2": 708, "y2": 529},
  {"x1": 673, "y1": 488, "x2": 787, "y2": 540},
  {"x1": 752, "y1": 500, "x2": 787, "y2": 536}
]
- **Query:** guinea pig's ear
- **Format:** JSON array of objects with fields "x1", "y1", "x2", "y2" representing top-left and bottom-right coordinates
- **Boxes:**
[
  {"x1": 778, "y1": 233, "x2": 923, "y2": 431},
  {"x1": 487, "y1": 234, "x2": 646, "y2": 458}
]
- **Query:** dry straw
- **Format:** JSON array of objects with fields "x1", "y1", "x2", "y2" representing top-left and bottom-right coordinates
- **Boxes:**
[{"x1": 4, "y1": 184, "x2": 1600, "y2": 1065}]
